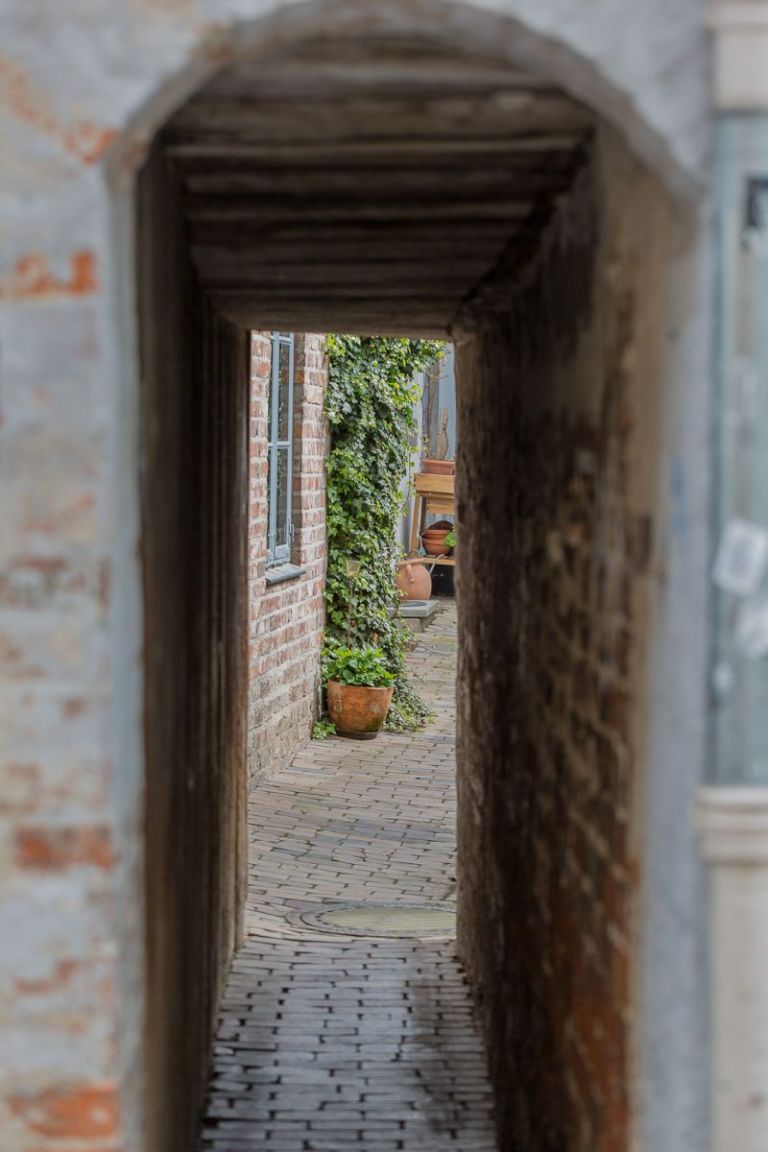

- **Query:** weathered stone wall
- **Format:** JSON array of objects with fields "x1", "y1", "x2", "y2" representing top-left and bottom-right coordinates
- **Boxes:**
[
  {"x1": 247, "y1": 332, "x2": 328, "y2": 784},
  {"x1": 455, "y1": 128, "x2": 671, "y2": 1152},
  {"x1": 138, "y1": 144, "x2": 249, "y2": 1152}
]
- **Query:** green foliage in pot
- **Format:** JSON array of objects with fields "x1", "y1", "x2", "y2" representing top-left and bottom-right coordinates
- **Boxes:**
[
  {"x1": 444, "y1": 526, "x2": 456, "y2": 551},
  {"x1": 324, "y1": 335, "x2": 443, "y2": 729},
  {"x1": 323, "y1": 641, "x2": 396, "y2": 689}
]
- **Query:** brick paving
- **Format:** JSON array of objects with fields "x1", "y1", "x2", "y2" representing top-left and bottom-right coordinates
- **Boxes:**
[{"x1": 199, "y1": 601, "x2": 496, "y2": 1151}]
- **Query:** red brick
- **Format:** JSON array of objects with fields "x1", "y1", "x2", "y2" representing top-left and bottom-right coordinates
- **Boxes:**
[
  {"x1": 10, "y1": 1082, "x2": 119, "y2": 1140},
  {"x1": 248, "y1": 331, "x2": 327, "y2": 784},
  {"x1": 16, "y1": 824, "x2": 114, "y2": 871}
]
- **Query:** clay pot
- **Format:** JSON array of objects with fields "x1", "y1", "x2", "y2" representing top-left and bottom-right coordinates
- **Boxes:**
[
  {"x1": 422, "y1": 533, "x2": 449, "y2": 556},
  {"x1": 421, "y1": 458, "x2": 455, "y2": 476},
  {"x1": 422, "y1": 519, "x2": 452, "y2": 556},
  {"x1": 396, "y1": 560, "x2": 432, "y2": 601},
  {"x1": 327, "y1": 681, "x2": 394, "y2": 739}
]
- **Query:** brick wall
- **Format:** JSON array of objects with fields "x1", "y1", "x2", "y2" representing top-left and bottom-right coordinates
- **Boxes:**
[
  {"x1": 455, "y1": 128, "x2": 667, "y2": 1152},
  {"x1": 247, "y1": 332, "x2": 328, "y2": 784}
]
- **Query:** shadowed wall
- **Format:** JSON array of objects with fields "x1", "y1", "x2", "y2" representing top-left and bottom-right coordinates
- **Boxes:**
[
  {"x1": 138, "y1": 145, "x2": 249, "y2": 1152},
  {"x1": 456, "y1": 129, "x2": 668, "y2": 1152}
]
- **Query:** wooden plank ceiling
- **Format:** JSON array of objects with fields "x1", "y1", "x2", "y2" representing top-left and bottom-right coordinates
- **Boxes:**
[{"x1": 162, "y1": 34, "x2": 594, "y2": 335}]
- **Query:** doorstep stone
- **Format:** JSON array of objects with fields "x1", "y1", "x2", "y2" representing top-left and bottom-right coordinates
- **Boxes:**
[{"x1": 398, "y1": 599, "x2": 440, "y2": 631}]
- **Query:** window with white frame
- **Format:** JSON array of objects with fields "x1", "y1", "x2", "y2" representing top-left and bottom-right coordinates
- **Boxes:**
[{"x1": 266, "y1": 332, "x2": 295, "y2": 565}]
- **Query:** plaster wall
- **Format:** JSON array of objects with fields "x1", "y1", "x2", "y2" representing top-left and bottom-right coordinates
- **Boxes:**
[{"x1": 0, "y1": 4, "x2": 711, "y2": 1151}]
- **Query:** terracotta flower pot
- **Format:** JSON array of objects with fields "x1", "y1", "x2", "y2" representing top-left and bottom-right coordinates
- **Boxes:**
[
  {"x1": 422, "y1": 520, "x2": 452, "y2": 556},
  {"x1": 422, "y1": 533, "x2": 449, "y2": 556},
  {"x1": 421, "y1": 458, "x2": 455, "y2": 476},
  {"x1": 327, "y1": 681, "x2": 394, "y2": 739},
  {"x1": 396, "y1": 560, "x2": 432, "y2": 601}
]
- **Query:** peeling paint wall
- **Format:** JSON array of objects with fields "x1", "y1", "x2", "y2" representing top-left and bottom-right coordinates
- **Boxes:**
[{"x1": 0, "y1": 4, "x2": 711, "y2": 1151}]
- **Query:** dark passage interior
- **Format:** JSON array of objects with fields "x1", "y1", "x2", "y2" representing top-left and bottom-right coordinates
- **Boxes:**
[
  {"x1": 164, "y1": 37, "x2": 592, "y2": 334},
  {"x1": 137, "y1": 25, "x2": 672, "y2": 1152}
]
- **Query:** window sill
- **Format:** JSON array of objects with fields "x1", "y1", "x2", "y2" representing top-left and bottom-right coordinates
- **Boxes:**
[{"x1": 265, "y1": 562, "x2": 306, "y2": 586}]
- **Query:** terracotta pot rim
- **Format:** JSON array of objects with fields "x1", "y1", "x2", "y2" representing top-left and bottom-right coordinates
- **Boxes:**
[{"x1": 327, "y1": 679, "x2": 394, "y2": 696}]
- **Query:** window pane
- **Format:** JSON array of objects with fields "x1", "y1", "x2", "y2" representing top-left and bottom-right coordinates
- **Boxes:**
[
  {"x1": 278, "y1": 341, "x2": 291, "y2": 441},
  {"x1": 268, "y1": 350, "x2": 275, "y2": 439},
  {"x1": 266, "y1": 445, "x2": 274, "y2": 543},
  {"x1": 275, "y1": 446, "x2": 290, "y2": 548}
]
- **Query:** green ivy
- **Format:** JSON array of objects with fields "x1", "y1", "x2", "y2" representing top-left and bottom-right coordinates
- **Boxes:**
[
  {"x1": 312, "y1": 717, "x2": 336, "y2": 740},
  {"x1": 323, "y1": 335, "x2": 443, "y2": 730}
]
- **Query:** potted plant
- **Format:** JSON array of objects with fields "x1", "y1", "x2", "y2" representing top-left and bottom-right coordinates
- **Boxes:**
[
  {"x1": 443, "y1": 526, "x2": 456, "y2": 553},
  {"x1": 324, "y1": 642, "x2": 396, "y2": 739},
  {"x1": 421, "y1": 518, "x2": 453, "y2": 556}
]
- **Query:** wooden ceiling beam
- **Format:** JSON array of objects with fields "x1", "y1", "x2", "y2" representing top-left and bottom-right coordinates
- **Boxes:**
[
  {"x1": 203, "y1": 57, "x2": 553, "y2": 100},
  {"x1": 187, "y1": 217, "x2": 522, "y2": 245},
  {"x1": 211, "y1": 295, "x2": 455, "y2": 336},
  {"x1": 208, "y1": 278, "x2": 474, "y2": 297},
  {"x1": 166, "y1": 134, "x2": 587, "y2": 164},
  {"x1": 197, "y1": 270, "x2": 492, "y2": 293},
  {"x1": 190, "y1": 240, "x2": 514, "y2": 265},
  {"x1": 184, "y1": 197, "x2": 539, "y2": 224},
  {"x1": 167, "y1": 94, "x2": 592, "y2": 142},
  {"x1": 180, "y1": 162, "x2": 575, "y2": 198}
]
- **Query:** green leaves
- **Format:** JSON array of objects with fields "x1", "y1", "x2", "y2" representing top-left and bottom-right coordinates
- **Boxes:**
[
  {"x1": 312, "y1": 717, "x2": 337, "y2": 740},
  {"x1": 323, "y1": 642, "x2": 396, "y2": 688},
  {"x1": 322, "y1": 335, "x2": 443, "y2": 729}
]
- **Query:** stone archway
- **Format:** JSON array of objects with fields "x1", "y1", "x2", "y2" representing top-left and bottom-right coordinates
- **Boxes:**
[
  {"x1": 0, "y1": 5, "x2": 711, "y2": 1152},
  {"x1": 126, "y1": 15, "x2": 710, "y2": 1151}
]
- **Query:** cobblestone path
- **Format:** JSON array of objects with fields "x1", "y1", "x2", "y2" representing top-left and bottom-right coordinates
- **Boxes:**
[{"x1": 200, "y1": 602, "x2": 497, "y2": 1151}]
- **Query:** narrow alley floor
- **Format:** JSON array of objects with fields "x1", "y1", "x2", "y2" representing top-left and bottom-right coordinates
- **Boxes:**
[{"x1": 199, "y1": 601, "x2": 496, "y2": 1151}]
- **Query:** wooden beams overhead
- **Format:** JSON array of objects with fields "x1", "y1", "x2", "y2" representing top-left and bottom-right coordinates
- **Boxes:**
[{"x1": 163, "y1": 33, "x2": 593, "y2": 333}]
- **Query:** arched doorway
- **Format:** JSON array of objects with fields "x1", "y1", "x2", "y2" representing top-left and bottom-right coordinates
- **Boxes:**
[{"x1": 107, "y1": 6, "x2": 710, "y2": 1151}]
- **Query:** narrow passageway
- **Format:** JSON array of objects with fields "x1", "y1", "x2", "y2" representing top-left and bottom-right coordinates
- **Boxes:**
[
  {"x1": 135, "y1": 31, "x2": 690, "y2": 1150},
  {"x1": 199, "y1": 603, "x2": 496, "y2": 1150}
]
